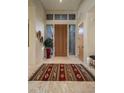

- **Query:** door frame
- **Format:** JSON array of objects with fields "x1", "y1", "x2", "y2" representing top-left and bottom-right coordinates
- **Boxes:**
[{"x1": 45, "y1": 23, "x2": 76, "y2": 57}]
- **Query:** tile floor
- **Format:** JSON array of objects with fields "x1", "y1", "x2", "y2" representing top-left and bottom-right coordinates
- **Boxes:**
[
  {"x1": 29, "y1": 56, "x2": 95, "y2": 93},
  {"x1": 29, "y1": 81, "x2": 95, "y2": 93}
]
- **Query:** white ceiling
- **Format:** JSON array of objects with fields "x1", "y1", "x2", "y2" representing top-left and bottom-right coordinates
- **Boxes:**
[{"x1": 40, "y1": 0, "x2": 83, "y2": 11}]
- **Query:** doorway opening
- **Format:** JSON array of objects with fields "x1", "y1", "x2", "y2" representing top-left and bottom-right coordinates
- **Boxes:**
[{"x1": 78, "y1": 23, "x2": 84, "y2": 61}]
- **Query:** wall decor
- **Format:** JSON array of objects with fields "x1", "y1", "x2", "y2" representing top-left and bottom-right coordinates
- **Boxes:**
[
  {"x1": 40, "y1": 37, "x2": 43, "y2": 43},
  {"x1": 36, "y1": 31, "x2": 41, "y2": 40}
]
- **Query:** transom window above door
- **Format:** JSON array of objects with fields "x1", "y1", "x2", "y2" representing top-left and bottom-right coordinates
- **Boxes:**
[
  {"x1": 55, "y1": 14, "x2": 67, "y2": 20},
  {"x1": 69, "y1": 14, "x2": 76, "y2": 20},
  {"x1": 46, "y1": 14, "x2": 53, "y2": 20},
  {"x1": 46, "y1": 14, "x2": 76, "y2": 20}
]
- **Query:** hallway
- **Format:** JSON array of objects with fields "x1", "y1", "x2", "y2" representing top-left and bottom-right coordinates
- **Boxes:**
[
  {"x1": 28, "y1": 0, "x2": 95, "y2": 93},
  {"x1": 2, "y1": 0, "x2": 123, "y2": 93}
]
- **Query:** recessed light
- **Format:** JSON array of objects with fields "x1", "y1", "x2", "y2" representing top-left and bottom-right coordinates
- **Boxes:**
[{"x1": 60, "y1": 0, "x2": 62, "y2": 3}]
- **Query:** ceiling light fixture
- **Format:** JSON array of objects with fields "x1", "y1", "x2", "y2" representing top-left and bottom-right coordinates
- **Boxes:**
[{"x1": 60, "y1": 0, "x2": 62, "y2": 3}]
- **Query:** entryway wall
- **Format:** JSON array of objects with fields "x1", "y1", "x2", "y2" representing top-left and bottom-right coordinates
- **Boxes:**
[
  {"x1": 77, "y1": 0, "x2": 95, "y2": 63},
  {"x1": 28, "y1": 0, "x2": 46, "y2": 65}
]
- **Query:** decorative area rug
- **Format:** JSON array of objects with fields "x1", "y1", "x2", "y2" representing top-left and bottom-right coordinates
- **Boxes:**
[{"x1": 29, "y1": 64, "x2": 95, "y2": 81}]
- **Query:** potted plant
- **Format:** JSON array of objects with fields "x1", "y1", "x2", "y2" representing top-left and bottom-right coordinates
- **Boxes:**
[{"x1": 44, "y1": 38, "x2": 53, "y2": 58}]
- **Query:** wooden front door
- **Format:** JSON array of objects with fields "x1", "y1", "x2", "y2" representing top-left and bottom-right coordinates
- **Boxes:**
[
  {"x1": 55, "y1": 24, "x2": 67, "y2": 56},
  {"x1": 78, "y1": 25, "x2": 84, "y2": 61}
]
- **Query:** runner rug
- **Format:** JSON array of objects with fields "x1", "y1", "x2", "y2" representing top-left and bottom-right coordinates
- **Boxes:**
[{"x1": 29, "y1": 64, "x2": 95, "y2": 81}]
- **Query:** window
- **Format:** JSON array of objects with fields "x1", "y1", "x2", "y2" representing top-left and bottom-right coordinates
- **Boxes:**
[
  {"x1": 69, "y1": 24, "x2": 76, "y2": 55},
  {"x1": 46, "y1": 14, "x2": 53, "y2": 20},
  {"x1": 55, "y1": 14, "x2": 67, "y2": 20},
  {"x1": 46, "y1": 24, "x2": 53, "y2": 55},
  {"x1": 69, "y1": 14, "x2": 76, "y2": 20},
  {"x1": 46, "y1": 24, "x2": 53, "y2": 39},
  {"x1": 46, "y1": 14, "x2": 76, "y2": 20}
]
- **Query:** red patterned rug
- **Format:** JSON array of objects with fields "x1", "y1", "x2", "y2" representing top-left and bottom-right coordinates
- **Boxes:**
[{"x1": 29, "y1": 64, "x2": 95, "y2": 81}]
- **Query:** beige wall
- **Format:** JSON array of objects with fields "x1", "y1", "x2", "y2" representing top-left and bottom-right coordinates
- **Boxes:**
[
  {"x1": 28, "y1": 0, "x2": 46, "y2": 65},
  {"x1": 87, "y1": 8, "x2": 95, "y2": 56},
  {"x1": 77, "y1": 0, "x2": 95, "y2": 63}
]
